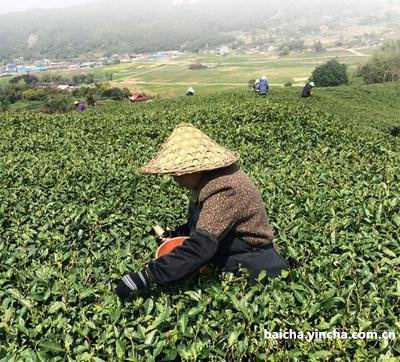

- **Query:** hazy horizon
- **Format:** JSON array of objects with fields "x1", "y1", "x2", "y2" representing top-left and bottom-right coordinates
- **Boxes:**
[
  {"x1": 0, "y1": 0, "x2": 391, "y2": 15},
  {"x1": 0, "y1": 0, "x2": 97, "y2": 14},
  {"x1": 0, "y1": 0, "x2": 397, "y2": 61}
]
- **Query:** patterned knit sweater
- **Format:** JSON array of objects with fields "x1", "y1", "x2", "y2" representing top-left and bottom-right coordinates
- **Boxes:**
[{"x1": 192, "y1": 164, "x2": 274, "y2": 246}]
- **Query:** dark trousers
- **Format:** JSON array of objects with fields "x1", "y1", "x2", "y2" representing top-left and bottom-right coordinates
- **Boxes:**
[
  {"x1": 149, "y1": 230, "x2": 289, "y2": 285},
  {"x1": 211, "y1": 233, "x2": 289, "y2": 280}
]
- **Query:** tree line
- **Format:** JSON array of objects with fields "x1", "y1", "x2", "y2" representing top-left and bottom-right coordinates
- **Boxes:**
[
  {"x1": 357, "y1": 40, "x2": 400, "y2": 84},
  {"x1": 0, "y1": 74, "x2": 132, "y2": 113}
]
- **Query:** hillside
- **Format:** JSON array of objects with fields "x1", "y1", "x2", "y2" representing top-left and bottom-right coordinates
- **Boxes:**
[
  {"x1": 5, "y1": 79, "x2": 400, "y2": 137},
  {"x1": 0, "y1": 0, "x2": 398, "y2": 60},
  {"x1": 1, "y1": 85, "x2": 399, "y2": 360},
  {"x1": 269, "y1": 82, "x2": 400, "y2": 134}
]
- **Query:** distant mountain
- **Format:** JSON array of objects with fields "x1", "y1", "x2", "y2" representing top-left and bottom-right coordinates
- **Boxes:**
[
  {"x1": 0, "y1": 0, "x2": 395, "y2": 60},
  {"x1": 0, "y1": 0, "x2": 96, "y2": 15}
]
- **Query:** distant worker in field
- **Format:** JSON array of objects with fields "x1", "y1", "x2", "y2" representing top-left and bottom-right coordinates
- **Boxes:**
[
  {"x1": 253, "y1": 76, "x2": 269, "y2": 96},
  {"x1": 186, "y1": 87, "x2": 195, "y2": 96},
  {"x1": 301, "y1": 81, "x2": 315, "y2": 97},
  {"x1": 258, "y1": 75, "x2": 269, "y2": 96},
  {"x1": 115, "y1": 123, "x2": 289, "y2": 300},
  {"x1": 74, "y1": 100, "x2": 87, "y2": 112}
]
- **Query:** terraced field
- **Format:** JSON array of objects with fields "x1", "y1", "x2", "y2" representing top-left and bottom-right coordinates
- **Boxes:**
[{"x1": 93, "y1": 49, "x2": 374, "y2": 95}]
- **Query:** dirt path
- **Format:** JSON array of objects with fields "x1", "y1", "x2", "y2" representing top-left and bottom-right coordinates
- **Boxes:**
[
  {"x1": 346, "y1": 49, "x2": 366, "y2": 56},
  {"x1": 130, "y1": 64, "x2": 167, "y2": 76}
]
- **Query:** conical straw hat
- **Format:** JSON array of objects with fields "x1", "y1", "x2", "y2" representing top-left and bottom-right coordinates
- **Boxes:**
[{"x1": 141, "y1": 123, "x2": 240, "y2": 176}]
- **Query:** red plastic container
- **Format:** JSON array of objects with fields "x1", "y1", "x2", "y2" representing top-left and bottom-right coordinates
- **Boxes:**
[{"x1": 156, "y1": 236, "x2": 208, "y2": 273}]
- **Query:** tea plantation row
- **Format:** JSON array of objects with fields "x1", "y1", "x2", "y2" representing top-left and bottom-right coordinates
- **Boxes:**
[{"x1": 1, "y1": 92, "x2": 399, "y2": 361}]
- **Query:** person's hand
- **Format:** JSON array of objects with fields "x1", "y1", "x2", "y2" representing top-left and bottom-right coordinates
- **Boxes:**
[
  {"x1": 158, "y1": 230, "x2": 173, "y2": 244},
  {"x1": 116, "y1": 278, "x2": 135, "y2": 301},
  {"x1": 115, "y1": 269, "x2": 154, "y2": 301}
]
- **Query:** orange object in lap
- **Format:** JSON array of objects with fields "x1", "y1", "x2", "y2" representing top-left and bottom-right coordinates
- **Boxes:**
[{"x1": 155, "y1": 236, "x2": 208, "y2": 273}]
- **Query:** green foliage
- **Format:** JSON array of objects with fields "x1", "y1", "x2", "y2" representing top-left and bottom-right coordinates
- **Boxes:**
[
  {"x1": 312, "y1": 41, "x2": 326, "y2": 52},
  {"x1": 0, "y1": 82, "x2": 130, "y2": 111},
  {"x1": 40, "y1": 73, "x2": 94, "y2": 86},
  {"x1": 279, "y1": 46, "x2": 290, "y2": 56},
  {"x1": 278, "y1": 39, "x2": 305, "y2": 56},
  {"x1": 8, "y1": 100, "x2": 43, "y2": 112},
  {"x1": 21, "y1": 88, "x2": 48, "y2": 101},
  {"x1": 310, "y1": 59, "x2": 349, "y2": 87},
  {"x1": 9, "y1": 74, "x2": 39, "y2": 85},
  {"x1": 122, "y1": 88, "x2": 131, "y2": 98},
  {"x1": 357, "y1": 40, "x2": 400, "y2": 84},
  {"x1": 72, "y1": 86, "x2": 102, "y2": 106},
  {"x1": 41, "y1": 73, "x2": 65, "y2": 83},
  {"x1": 101, "y1": 87, "x2": 128, "y2": 100},
  {"x1": 85, "y1": 88, "x2": 98, "y2": 106},
  {"x1": 0, "y1": 84, "x2": 25, "y2": 104},
  {"x1": 0, "y1": 98, "x2": 9, "y2": 111},
  {"x1": 44, "y1": 94, "x2": 74, "y2": 113},
  {"x1": 188, "y1": 63, "x2": 208, "y2": 70},
  {"x1": 270, "y1": 82, "x2": 400, "y2": 134},
  {"x1": 72, "y1": 74, "x2": 95, "y2": 85},
  {"x1": 0, "y1": 90, "x2": 399, "y2": 360},
  {"x1": 283, "y1": 39, "x2": 305, "y2": 52},
  {"x1": 390, "y1": 126, "x2": 400, "y2": 137}
]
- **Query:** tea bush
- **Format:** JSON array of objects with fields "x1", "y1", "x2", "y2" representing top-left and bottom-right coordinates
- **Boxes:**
[{"x1": 1, "y1": 92, "x2": 399, "y2": 360}]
